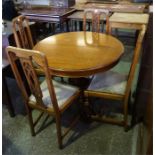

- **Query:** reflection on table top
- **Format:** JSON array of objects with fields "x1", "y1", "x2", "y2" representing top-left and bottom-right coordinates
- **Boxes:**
[{"x1": 33, "y1": 32, "x2": 124, "y2": 77}]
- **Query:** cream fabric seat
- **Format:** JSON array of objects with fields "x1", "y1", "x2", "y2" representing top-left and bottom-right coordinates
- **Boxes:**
[
  {"x1": 30, "y1": 80, "x2": 79, "y2": 108},
  {"x1": 88, "y1": 61, "x2": 131, "y2": 95},
  {"x1": 88, "y1": 71, "x2": 128, "y2": 95}
]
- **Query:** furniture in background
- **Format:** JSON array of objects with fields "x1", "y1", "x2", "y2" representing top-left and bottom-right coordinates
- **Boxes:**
[
  {"x1": 6, "y1": 46, "x2": 81, "y2": 149},
  {"x1": 68, "y1": 10, "x2": 110, "y2": 31},
  {"x1": 84, "y1": 3, "x2": 146, "y2": 13},
  {"x1": 109, "y1": 12, "x2": 149, "y2": 40},
  {"x1": 17, "y1": 0, "x2": 76, "y2": 8},
  {"x1": 84, "y1": 16, "x2": 147, "y2": 130},
  {"x1": 73, "y1": 2, "x2": 146, "y2": 13},
  {"x1": 109, "y1": 13, "x2": 149, "y2": 31},
  {"x1": 19, "y1": 7, "x2": 76, "y2": 33},
  {"x1": 83, "y1": 8, "x2": 109, "y2": 32},
  {"x1": 12, "y1": 15, "x2": 34, "y2": 49}
]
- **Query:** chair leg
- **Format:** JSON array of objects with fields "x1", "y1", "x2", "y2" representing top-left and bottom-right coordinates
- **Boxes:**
[
  {"x1": 124, "y1": 100, "x2": 129, "y2": 132},
  {"x1": 27, "y1": 108, "x2": 35, "y2": 136},
  {"x1": 55, "y1": 116, "x2": 63, "y2": 149},
  {"x1": 124, "y1": 92, "x2": 132, "y2": 131}
]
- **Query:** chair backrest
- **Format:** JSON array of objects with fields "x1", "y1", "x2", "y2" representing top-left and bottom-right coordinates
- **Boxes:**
[
  {"x1": 108, "y1": 21, "x2": 146, "y2": 99},
  {"x1": 83, "y1": 8, "x2": 109, "y2": 33},
  {"x1": 12, "y1": 15, "x2": 34, "y2": 49},
  {"x1": 6, "y1": 46, "x2": 59, "y2": 113}
]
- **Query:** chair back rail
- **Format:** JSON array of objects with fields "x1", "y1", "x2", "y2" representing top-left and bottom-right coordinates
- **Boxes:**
[
  {"x1": 83, "y1": 8, "x2": 109, "y2": 33},
  {"x1": 12, "y1": 15, "x2": 34, "y2": 49}
]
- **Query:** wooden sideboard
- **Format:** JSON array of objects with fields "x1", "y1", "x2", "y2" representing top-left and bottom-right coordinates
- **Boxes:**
[{"x1": 19, "y1": 7, "x2": 76, "y2": 32}]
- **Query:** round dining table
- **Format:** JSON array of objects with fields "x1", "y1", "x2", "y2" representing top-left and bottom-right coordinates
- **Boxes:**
[{"x1": 33, "y1": 31, "x2": 124, "y2": 77}]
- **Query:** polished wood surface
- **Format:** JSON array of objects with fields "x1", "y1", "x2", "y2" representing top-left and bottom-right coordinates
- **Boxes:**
[{"x1": 33, "y1": 32, "x2": 124, "y2": 77}]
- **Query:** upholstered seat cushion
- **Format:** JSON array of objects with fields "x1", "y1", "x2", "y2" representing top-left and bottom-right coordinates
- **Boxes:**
[
  {"x1": 29, "y1": 80, "x2": 79, "y2": 108},
  {"x1": 87, "y1": 61, "x2": 131, "y2": 95}
]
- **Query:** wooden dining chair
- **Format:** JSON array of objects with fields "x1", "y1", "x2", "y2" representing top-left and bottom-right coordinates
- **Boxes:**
[
  {"x1": 81, "y1": 9, "x2": 110, "y2": 87},
  {"x1": 83, "y1": 8, "x2": 110, "y2": 33},
  {"x1": 12, "y1": 15, "x2": 61, "y2": 78},
  {"x1": 12, "y1": 15, "x2": 34, "y2": 49},
  {"x1": 84, "y1": 24, "x2": 146, "y2": 131},
  {"x1": 6, "y1": 46, "x2": 81, "y2": 149}
]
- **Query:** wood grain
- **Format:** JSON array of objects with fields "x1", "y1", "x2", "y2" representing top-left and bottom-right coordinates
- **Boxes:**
[{"x1": 33, "y1": 31, "x2": 124, "y2": 77}]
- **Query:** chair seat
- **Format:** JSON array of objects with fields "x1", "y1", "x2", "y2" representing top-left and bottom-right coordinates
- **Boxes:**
[
  {"x1": 88, "y1": 71, "x2": 128, "y2": 95},
  {"x1": 29, "y1": 80, "x2": 79, "y2": 108},
  {"x1": 87, "y1": 61, "x2": 132, "y2": 95}
]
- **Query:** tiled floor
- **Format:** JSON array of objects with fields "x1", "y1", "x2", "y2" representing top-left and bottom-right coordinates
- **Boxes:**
[{"x1": 3, "y1": 101, "x2": 136, "y2": 155}]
